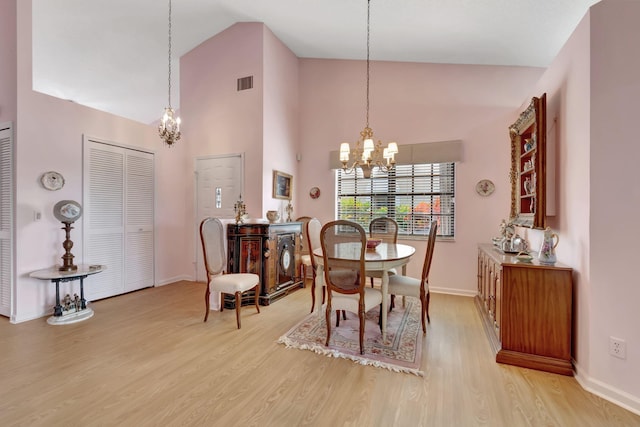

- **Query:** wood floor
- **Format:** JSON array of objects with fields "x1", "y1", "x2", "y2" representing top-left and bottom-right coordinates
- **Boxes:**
[{"x1": 1, "y1": 281, "x2": 639, "y2": 427}]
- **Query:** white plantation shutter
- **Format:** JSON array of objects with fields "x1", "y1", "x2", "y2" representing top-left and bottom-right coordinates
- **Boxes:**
[
  {"x1": 83, "y1": 138, "x2": 154, "y2": 300},
  {"x1": 0, "y1": 123, "x2": 13, "y2": 317}
]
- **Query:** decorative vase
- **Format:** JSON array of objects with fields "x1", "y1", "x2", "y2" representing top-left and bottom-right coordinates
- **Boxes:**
[
  {"x1": 538, "y1": 227, "x2": 559, "y2": 265},
  {"x1": 266, "y1": 210, "x2": 280, "y2": 223}
]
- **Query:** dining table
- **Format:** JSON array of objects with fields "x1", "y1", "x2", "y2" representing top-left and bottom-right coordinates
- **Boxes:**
[{"x1": 312, "y1": 242, "x2": 416, "y2": 341}]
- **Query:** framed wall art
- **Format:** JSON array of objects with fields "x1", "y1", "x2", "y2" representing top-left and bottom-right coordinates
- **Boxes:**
[{"x1": 273, "y1": 170, "x2": 292, "y2": 200}]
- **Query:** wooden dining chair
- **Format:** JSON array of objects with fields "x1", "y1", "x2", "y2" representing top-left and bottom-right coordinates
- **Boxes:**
[
  {"x1": 307, "y1": 218, "x2": 323, "y2": 313},
  {"x1": 321, "y1": 220, "x2": 382, "y2": 354},
  {"x1": 368, "y1": 217, "x2": 399, "y2": 287},
  {"x1": 387, "y1": 221, "x2": 438, "y2": 334},
  {"x1": 295, "y1": 216, "x2": 313, "y2": 285},
  {"x1": 200, "y1": 217, "x2": 260, "y2": 329}
]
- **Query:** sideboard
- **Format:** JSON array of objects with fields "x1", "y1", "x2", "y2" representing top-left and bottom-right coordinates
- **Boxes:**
[
  {"x1": 476, "y1": 244, "x2": 573, "y2": 375},
  {"x1": 226, "y1": 222, "x2": 303, "y2": 307}
]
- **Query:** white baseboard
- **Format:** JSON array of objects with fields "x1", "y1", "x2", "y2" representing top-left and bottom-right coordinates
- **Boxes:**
[
  {"x1": 156, "y1": 275, "x2": 194, "y2": 286},
  {"x1": 573, "y1": 362, "x2": 640, "y2": 416},
  {"x1": 430, "y1": 287, "x2": 476, "y2": 298}
]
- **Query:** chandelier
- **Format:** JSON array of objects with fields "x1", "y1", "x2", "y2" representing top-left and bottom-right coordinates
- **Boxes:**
[
  {"x1": 339, "y1": 0, "x2": 398, "y2": 179},
  {"x1": 158, "y1": 0, "x2": 181, "y2": 146}
]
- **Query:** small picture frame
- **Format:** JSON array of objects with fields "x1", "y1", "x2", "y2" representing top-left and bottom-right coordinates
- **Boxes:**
[{"x1": 273, "y1": 170, "x2": 292, "y2": 200}]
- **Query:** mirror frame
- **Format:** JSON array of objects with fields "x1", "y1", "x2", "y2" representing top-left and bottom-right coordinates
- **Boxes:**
[{"x1": 508, "y1": 94, "x2": 546, "y2": 229}]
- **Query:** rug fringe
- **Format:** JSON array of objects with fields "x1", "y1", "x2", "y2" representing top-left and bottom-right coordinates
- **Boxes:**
[{"x1": 277, "y1": 335, "x2": 424, "y2": 377}]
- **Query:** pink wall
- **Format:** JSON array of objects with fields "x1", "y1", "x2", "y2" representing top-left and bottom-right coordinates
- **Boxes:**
[
  {"x1": 181, "y1": 22, "x2": 264, "y2": 221},
  {"x1": 296, "y1": 59, "x2": 544, "y2": 292},
  {"x1": 532, "y1": 0, "x2": 640, "y2": 411},
  {"x1": 12, "y1": 1, "x2": 191, "y2": 321},
  {"x1": 0, "y1": 0, "x2": 17, "y2": 123},
  {"x1": 262, "y1": 26, "x2": 299, "y2": 218}
]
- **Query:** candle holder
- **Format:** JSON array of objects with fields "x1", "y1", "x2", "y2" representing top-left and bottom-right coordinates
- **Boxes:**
[{"x1": 234, "y1": 195, "x2": 247, "y2": 224}]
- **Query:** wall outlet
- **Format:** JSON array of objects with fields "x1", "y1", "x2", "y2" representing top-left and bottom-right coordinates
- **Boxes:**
[{"x1": 609, "y1": 337, "x2": 626, "y2": 359}]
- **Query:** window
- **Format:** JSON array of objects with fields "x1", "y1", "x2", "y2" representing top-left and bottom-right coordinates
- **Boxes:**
[{"x1": 336, "y1": 163, "x2": 455, "y2": 238}]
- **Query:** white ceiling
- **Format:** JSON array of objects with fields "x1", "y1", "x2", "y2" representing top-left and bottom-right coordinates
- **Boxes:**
[{"x1": 32, "y1": 0, "x2": 600, "y2": 124}]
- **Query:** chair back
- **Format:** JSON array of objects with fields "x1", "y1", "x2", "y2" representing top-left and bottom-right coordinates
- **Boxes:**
[
  {"x1": 320, "y1": 220, "x2": 366, "y2": 295},
  {"x1": 200, "y1": 217, "x2": 226, "y2": 276},
  {"x1": 421, "y1": 221, "x2": 438, "y2": 285},
  {"x1": 296, "y1": 216, "x2": 313, "y2": 257},
  {"x1": 370, "y1": 217, "x2": 399, "y2": 244},
  {"x1": 307, "y1": 218, "x2": 322, "y2": 268}
]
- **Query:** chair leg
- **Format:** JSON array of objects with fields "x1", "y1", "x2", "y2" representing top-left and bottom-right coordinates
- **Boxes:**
[
  {"x1": 204, "y1": 283, "x2": 211, "y2": 322},
  {"x1": 389, "y1": 294, "x2": 395, "y2": 311},
  {"x1": 310, "y1": 273, "x2": 316, "y2": 313},
  {"x1": 254, "y1": 284, "x2": 261, "y2": 313},
  {"x1": 336, "y1": 310, "x2": 340, "y2": 327},
  {"x1": 420, "y1": 295, "x2": 427, "y2": 334},
  {"x1": 370, "y1": 277, "x2": 375, "y2": 288},
  {"x1": 359, "y1": 309, "x2": 365, "y2": 355},
  {"x1": 325, "y1": 302, "x2": 332, "y2": 347},
  {"x1": 426, "y1": 291, "x2": 431, "y2": 323},
  {"x1": 235, "y1": 292, "x2": 242, "y2": 329},
  {"x1": 342, "y1": 310, "x2": 347, "y2": 320},
  {"x1": 378, "y1": 303, "x2": 383, "y2": 332}
]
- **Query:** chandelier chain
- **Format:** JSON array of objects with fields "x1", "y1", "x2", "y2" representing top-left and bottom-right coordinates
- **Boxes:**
[
  {"x1": 366, "y1": 0, "x2": 370, "y2": 128},
  {"x1": 167, "y1": 0, "x2": 172, "y2": 108}
]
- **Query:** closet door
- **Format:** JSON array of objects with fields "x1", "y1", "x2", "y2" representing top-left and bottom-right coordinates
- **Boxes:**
[
  {"x1": 83, "y1": 139, "x2": 154, "y2": 301},
  {"x1": 0, "y1": 123, "x2": 13, "y2": 317},
  {"x1": 124, "y1": 151, "x2": 154, "y2": 292}
]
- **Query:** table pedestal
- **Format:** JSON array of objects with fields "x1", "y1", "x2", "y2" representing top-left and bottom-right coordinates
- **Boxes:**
[{"x1": 30, "y1": 265, "x2": 106, "y2": 325}]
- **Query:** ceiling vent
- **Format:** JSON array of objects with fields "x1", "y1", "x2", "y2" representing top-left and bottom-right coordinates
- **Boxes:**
[{"x1": 237, "y1": 76, "x2": 253, "y2": 91}]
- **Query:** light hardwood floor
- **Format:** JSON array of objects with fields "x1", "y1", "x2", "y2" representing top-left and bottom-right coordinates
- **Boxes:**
[{"x1": 1, "y1": 281, "x2": 638, "y2": 427}]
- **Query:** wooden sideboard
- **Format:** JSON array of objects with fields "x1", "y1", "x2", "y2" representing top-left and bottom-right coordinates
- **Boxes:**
[
  {"x1": 227, "y1": 222, "x2": 303, "y2": 307},
  {"x1": 476, "y1": 244, "x2": 573, "y2": 375}
]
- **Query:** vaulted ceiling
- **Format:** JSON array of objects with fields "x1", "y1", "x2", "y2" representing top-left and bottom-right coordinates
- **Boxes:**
[{"x1": 32, "y1": 0, "x2": 599, "y2": 124}]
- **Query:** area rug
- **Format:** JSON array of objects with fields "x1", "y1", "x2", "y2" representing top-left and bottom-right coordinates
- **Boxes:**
[{"x1": 277, "y1": 297, "x2": 424, "y2": 376}]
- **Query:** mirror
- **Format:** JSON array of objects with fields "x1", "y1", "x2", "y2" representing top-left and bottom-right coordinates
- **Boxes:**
[{"x1": 509, "y1": 94, "x2": 546, "y2": 229}]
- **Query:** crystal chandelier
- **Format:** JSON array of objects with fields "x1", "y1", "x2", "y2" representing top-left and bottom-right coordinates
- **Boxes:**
[
  {"x1": 339, "y1": 0, "x2": 398, "y2": 179},
  {"x1": 158, "y1": 0, "x2": 181, "y2": 146}
]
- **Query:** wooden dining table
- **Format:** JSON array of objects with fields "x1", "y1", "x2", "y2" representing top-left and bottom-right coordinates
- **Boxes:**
[{"x1": 312, "y1": 242, "x2": 416, "y2": 340}]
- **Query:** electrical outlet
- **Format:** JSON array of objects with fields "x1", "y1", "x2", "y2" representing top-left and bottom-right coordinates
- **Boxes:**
[{"x1": 609, "y1": 337, "x2": 626, "y2": 359}]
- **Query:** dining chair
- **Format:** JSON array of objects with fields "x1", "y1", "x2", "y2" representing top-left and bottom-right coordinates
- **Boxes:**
[
  {"x1": 200, "y1": 217, "x2": 260, "y2": 329},
  {"x1": 295, "y1": 216, "x2": 313, "y2": 285},
  {"x1": 321, "y1": 220, "x2": 382, "y2": 354},
  {"x1": 368, "y1": 217, "x2": 399, "y2": 287},
  {"x1": 387, "y1": 221, "x2": 438, "y2": 334},
  {"x1": 307, "y1": 218, "x2": 323, "y2": 313}
]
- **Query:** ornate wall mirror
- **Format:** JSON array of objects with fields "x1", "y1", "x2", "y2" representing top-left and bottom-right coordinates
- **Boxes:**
[{"x1": 509, "y1": 93, "x2": 547, "y2": 229}]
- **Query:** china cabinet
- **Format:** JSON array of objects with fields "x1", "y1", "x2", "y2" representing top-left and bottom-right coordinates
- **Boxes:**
[
  {"x1": 509, "y1": 93, "x2": 547, "y2": 228},
  {"x1": 226, "y1": 222, "x2": 303, "y2": 308},
  {"x1": 476, "y1": 244, "x2": 573, "y2": 375}
]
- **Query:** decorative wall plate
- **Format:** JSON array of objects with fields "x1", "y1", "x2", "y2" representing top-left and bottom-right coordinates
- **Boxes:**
[
  {"x1": 475, "y1": 179, "x2": 495, "y2": 196},
  {"x1": 309, "y1": 186, "x2": 321, "y2": 199},
  {"x1": 41, "y1": 171, "x2": 65, "y2": 191}
]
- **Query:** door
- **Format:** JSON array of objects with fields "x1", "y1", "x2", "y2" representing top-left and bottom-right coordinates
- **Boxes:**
[
  {"x1": 83, "y1": 138, "x2": 154, "y2": 300},
  {"x1": 0, "y1": 122, "x2": 13, "y2": 317},
  {"x1": 195, "y1": 154, "x2": 243, "y2": 282}
]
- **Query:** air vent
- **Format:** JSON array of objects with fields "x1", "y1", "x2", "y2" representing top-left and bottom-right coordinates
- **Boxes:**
[{"x1": 237, "y1": 76, "x2": 253, "y2": 91}]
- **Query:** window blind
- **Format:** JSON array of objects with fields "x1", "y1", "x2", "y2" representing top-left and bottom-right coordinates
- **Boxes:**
[{"x1": 337, "y1": 163, "x2": 455, "y2": 238}]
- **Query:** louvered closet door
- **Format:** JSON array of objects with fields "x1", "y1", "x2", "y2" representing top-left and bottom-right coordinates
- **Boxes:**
[
  {"x1": 125, "y1": 151, "x2": 154, "y2": 292},
  {"x1": 0, "y1": 123, "x2": 13, "y2": 317},
  {"x1": 83, "y1": 139, "x2": 154, "y2": 301}
]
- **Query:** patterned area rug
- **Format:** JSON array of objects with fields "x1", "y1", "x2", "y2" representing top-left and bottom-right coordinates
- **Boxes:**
[{"x1": 278, "y1": 297, "x2": 424, "y2": 376}]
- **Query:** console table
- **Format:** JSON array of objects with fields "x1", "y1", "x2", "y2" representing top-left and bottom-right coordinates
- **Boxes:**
[
  {"x1": 227, "y1": 222, "x2": 302, "y2": 307},
  {"x1": 476, "y1": 244, "x2": 573, "y2": 375},
  {"x1": 30, "y1": 265, "x2": 106, "y2": 325}
]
